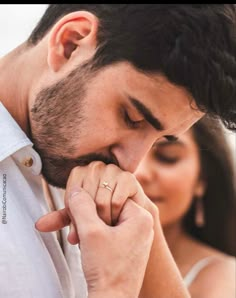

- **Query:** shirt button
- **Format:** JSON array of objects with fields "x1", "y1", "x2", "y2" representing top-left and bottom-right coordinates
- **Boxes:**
[{"x1": 22, "y1": 157, "x2": 34, "y2": 167}]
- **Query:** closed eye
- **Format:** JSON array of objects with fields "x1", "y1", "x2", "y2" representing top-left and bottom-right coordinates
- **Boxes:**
[
  {"x1": 124, "y1": 110, "x2": 143, "y2": 129},
  {"x1": 154, "y1": 152, "x2": 179, "y2": 164}
]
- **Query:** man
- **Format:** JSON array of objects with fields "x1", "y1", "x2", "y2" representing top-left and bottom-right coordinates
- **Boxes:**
[{"x1": 0, "y1": 4, "x2": 235, "y2": 298}]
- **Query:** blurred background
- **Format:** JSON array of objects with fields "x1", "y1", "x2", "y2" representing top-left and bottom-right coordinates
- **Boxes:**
[
  {"x1": 0, "y1": 5, "x2": 48, "y2": 57},
  {"x1": 0, "y1": 4, "x2": 235, "y2": 161}
]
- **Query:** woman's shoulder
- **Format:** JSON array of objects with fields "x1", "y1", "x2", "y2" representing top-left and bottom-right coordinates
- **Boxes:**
[
  {"x1": 198, "y1": 251, "x2": 235, "y2": 276},
  {"x1": 180, "y1": 237, "x2": 235, "y2": 297},
  {"x1": 188, "y1": 251, "x2": 235, "y2": 298}
]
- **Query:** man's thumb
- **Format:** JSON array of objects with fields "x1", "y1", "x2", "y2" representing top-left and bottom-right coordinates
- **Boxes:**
[{"x1": 68, "y1": 188, "x2": 103, "y2": 234}]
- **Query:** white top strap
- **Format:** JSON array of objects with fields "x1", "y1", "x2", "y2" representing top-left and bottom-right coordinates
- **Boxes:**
[{"x1": 184, "y1": 256, "x2": 215, "y2": 287}]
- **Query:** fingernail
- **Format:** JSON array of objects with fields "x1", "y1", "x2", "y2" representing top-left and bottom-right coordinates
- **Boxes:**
[{"x1": 69, "y1": 187, "x2": 83, "y2": 200}]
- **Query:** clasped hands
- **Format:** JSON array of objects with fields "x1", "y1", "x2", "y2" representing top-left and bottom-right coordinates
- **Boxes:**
[{"x1": 35, "y1": 161, "x2": 158, "y2": 298}]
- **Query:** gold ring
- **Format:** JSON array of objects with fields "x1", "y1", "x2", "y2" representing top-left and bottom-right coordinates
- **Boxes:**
[{"x1": 101, "y1": 181, "x2": 113, "y2": 192}]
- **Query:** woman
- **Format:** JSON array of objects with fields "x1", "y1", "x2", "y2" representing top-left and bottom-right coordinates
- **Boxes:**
[
  {"x1": 37, "y1": 117, "x2": 235, "y2": 297},
  {"x1": 135, "y1": 116, "x2": 236, "y2": 297}
]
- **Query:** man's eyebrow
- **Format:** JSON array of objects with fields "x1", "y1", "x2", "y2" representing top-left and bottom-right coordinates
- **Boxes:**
[
  {"x1": 129, "y1": 97, "x2": 178, "y2": 141},
  {"x1": 129, "y1": 97, "x2": 164, "y2": 130}
]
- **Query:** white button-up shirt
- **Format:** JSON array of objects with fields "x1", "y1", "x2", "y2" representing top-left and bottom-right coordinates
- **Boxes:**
[{"x1": 0, "y1": 102, "x2": 87, "y2": 298}]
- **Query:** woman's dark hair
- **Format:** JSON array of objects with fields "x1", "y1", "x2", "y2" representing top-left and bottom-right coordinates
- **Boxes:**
[
  {"x1": 183, "y1": 116, "x2": 236, "y2": 257},
  {"x1": 27, "y1": 4, "x2": 236, "y2": 132}
]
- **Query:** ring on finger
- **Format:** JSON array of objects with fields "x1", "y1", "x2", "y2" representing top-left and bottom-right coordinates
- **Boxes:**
[{"x1": 100, "y1": 181, "x2": 113, "y2": 192}]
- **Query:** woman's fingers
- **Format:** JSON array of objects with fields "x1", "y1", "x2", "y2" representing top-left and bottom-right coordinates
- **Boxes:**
[
  {"x1": 94, "y1": 177, "x2": 118, "y2": 225},
  {"x1": 35, "y1": 162, "x2": 148, "y2": 235},
  {"x1": 67, "y1": 163, "x2": 146, "y2": 226},
  {"x1": 80, "y1": 163, "x2": 119, "y2": 225},
  {"x1": 111, "y1": 172, "x2": 146, "y2": 224}
]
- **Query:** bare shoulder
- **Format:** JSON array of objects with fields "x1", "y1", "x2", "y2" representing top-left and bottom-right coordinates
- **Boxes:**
[{"x1": 189, "y1": 253, "x2": 236, "y2": 298}]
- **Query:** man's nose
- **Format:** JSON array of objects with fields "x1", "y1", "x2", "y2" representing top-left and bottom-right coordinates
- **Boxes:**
[
  {"x1": 134, "y1": 158, "x2": 153, "y2": 183},
  {"x1": 112, "y1": 136, "x2": 156, "y2": 173}
]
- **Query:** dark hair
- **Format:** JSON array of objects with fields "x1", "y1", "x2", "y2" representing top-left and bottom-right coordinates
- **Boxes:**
[
  {"x1": 183, "y1": 116, "x2": 236, "y2": 257},
  {"x1": 27, "y1": 4, "x2": 236, "y2": 132}
]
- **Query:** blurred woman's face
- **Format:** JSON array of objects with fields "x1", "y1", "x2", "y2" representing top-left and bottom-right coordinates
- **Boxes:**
[{"x1": 135, "y1": 130, "x2": 204, "y2": 227}]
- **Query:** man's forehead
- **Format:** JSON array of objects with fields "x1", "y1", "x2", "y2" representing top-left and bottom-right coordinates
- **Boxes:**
[
  {"x1": 121, "y1": 65, "x2": 204, "y2": 135},
  {"x1": 160, "y1": 110, "x2": 204, "y2": 138},
  {"x1": 138, "y1": 94, "x2": 203, "y2": 134}
]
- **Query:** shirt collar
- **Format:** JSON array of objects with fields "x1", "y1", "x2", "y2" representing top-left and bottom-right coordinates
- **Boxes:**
[{"x1": 0, "y1": 101, "x2": 42, "y2": 175}]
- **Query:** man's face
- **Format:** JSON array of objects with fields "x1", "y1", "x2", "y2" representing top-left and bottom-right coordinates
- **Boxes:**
[{"x1": 30, "y1": 61, "x2": 203, "y2": 188}]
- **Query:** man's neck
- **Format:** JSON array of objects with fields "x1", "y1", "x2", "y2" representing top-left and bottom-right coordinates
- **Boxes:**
[
  {"x1": 0, "y1": 43, "x2": 32, "y2": 135},
  {"x1": 0, "y1": 41, "x2": 46, "y2": 137}
]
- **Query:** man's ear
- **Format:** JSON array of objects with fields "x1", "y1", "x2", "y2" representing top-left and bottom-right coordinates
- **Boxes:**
[{"x1": 47, "y1": 11, "x2": 98, "y2": 72}]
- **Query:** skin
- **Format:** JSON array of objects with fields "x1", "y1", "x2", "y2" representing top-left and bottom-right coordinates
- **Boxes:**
[
  {"x1": 37, "y1": 161, "x2": 192, "y2": 298},
  {"x1": 68, "y1": 188, "x2": 155, "y2": 298},
  {"x1": 135, "y1": 131, "x2": 204, "y2": 227},
  {"x1": 0, "y1": 11, "x2": 204, "y2": 297},
  {"x1": 37, "y1": 131, "x2": 235, "y2": 298},
  {"x1": 29, "y1": 62, "x2": 202, "y2": 188},
  {"x1": 0, "y1": 12, "x2": 203, "y2": 190},
  {"x1": 134, "y1": 130, "x2": 236, "y2": 298}
]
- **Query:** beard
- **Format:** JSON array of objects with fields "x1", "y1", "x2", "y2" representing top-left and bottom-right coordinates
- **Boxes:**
[
  {"x1": 29, "y1": 62, "x2": 117, "y2": 189},
  {"x1": 32, "y1": 152, "x2": 117, "y2": 189}
]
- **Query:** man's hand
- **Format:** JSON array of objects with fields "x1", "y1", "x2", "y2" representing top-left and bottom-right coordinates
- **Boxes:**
[{"x1": 63, "y1": 187, "x2": 154, "y2": 297}]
